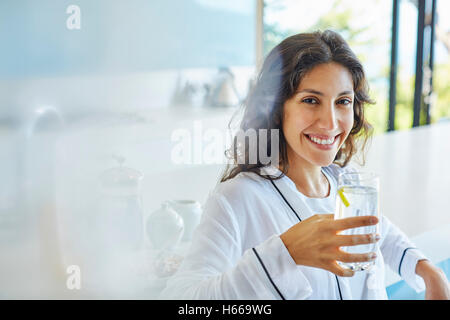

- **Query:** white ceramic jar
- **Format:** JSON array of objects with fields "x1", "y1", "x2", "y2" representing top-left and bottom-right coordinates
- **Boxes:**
[
  {"x1": 146, "y1": 201, "x2": 184, "y2": 251},
  {"x1": 168, "y1": 200, "x2": 202, "y2": 242}
]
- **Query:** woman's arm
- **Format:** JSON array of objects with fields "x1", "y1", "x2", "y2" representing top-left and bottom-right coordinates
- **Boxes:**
[
  {"x1": 378, "y1": 215, "x2": 429, "y2": 292},
  {"x1": 415, "y1": 260, "x2": 450, "y2": 300},
  {"x1": 159, "y1": 192, "x2": 312, "y2": 300}
]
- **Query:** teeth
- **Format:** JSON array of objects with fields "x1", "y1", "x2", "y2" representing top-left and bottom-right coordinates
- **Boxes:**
[{"x1": 307, "y1": 135, "x2": 335, "y2": 145}]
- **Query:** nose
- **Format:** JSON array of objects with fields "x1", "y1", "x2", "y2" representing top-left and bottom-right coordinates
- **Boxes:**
[{"x1": 317, "y1": 103, "x2": 338, "y2": 131}]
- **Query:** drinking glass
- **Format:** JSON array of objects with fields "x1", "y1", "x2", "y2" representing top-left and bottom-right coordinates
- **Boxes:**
[{"x1": 334, "y1": 171, "x2": 380, "y2": 271}]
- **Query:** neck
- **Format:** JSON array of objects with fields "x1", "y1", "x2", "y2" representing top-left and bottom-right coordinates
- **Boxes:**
[{"x1": 279, "y1": 151, "x2": 330, "y2": 199}]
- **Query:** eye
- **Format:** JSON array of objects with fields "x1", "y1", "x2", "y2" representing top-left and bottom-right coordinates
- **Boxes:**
[
  {"x1": 337, "y1": 98, "x2": 352, "y2": 106},
  {"x1": 301, "y1": 97, "x2": 319, "y2": 104}
]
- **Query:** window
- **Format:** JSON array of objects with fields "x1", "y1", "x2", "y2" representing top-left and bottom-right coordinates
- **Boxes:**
[
  {"x1": 433, "y1": 0, "x2": 450, "y2": 123},
  {"x1": 263, "y1": 0, "x2": 392, "y2": 135}
]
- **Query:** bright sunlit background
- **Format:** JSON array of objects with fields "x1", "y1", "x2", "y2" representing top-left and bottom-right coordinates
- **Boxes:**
[{"x1": 0, "y1": 0, "x2": 449, "y2": 299}]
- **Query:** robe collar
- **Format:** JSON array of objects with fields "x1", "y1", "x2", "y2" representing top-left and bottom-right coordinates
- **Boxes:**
[{"x1": 260, "y1": 165, "x2": 333, "y2": 222}]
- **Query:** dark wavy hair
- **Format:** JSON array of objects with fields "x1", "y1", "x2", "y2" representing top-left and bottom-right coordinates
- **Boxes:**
[{"x1": 220, "y1": 30, "x2": 374, "y2": 183}]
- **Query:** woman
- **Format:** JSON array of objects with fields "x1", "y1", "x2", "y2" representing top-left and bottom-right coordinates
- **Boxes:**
[{"x1": 161, "y1": 30, "x2": 449, "y2": 299}]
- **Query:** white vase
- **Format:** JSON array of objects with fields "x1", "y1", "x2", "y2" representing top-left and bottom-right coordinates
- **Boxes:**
[
  {"x1": 168, "y1": 200, "x2": 202, "y2": 242},
  {"x1": 146, "y1": 201, "x2": 184, "y2": 251}
]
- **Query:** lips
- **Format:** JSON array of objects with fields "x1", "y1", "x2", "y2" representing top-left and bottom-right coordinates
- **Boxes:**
[
  {"x1": 307, "y1": 135, "x2": 335, "y2": 145},
  {"x1": 304, "y1": 133, "x2": 341, "y2": 149},
  {"x1": 306, "y1": 133, "x2": 338, "y2": 140}
]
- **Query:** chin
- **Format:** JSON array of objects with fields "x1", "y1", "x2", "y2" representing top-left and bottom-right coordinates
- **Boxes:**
[{"x1": 310, "y1": 155, "x2": 336, "y2": 167}]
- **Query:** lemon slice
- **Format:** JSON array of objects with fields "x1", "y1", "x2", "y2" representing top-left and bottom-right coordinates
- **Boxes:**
[{"x1": 338, "y1": 187, "x2": 350, "y2": 207}]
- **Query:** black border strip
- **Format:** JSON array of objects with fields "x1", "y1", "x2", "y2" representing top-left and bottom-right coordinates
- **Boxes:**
[{"x1": 252, "y1": 247, "x2": 286, "y2": 300}]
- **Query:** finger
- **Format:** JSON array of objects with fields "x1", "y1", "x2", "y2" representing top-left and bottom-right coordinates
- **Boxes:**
[
  {"x1": 332, "y1": 215, "x2": 378, "y2": 231},
  {"x1": 335, "y1": 233, "x2": 380, "y2": 247},
  {"x1": 328, "y1": 261, "x2": 355, "y2": 277},
  {"x1": 313, "y1": 213, "x2": 334, "y2": 220},
  {"x1": 337, "y1": 250, "x2": 377, "y2": 263}
]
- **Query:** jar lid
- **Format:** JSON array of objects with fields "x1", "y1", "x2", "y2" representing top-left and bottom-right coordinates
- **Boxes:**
[{"x1": 99, "y1": 166, "x2": 143, "y2": 195}]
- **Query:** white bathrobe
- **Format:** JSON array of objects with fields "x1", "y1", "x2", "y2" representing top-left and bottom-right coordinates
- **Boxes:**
[{"x1": 160, "y1": 164, "x2": 428, "y2": 299}]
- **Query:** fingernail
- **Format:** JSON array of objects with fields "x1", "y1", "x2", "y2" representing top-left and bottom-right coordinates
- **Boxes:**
[
  {"x1": 369, "y1": 252, "x2": 377, "y2": 260},
  {"x1": 375, "y1": 234, "x2": 381, "y2": 241},
  {"x1": 344, "y1": 269, "x2": 354, "y2": 277}
]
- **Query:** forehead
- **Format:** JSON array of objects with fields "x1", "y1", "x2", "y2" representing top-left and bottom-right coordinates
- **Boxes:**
[{"x1": 297, "y1": 62, "x2": 354, "y2": 94}]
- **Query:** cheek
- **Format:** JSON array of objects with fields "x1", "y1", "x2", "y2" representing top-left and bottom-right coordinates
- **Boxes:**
[
  {"x1": 341, "y1": 110, "x2": 355, "y2": 142},
  {"x1": 283, "y1": 107, "x2": 311, "y2": 131},
  {"x1": 283, "y1": 115, "x2": 308, "y2": 143},
  {"x1": 341, "y1": 105, "x2": 354, "y2": 128},
  {"x1": 282, "y1": 108, "x2": 297, "y2": 134},
  {"x1": 345, "y1": 116, "x2": 354, "y2": 133}
]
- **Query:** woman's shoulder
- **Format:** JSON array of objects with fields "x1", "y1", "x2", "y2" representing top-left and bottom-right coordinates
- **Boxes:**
[
  {"x1": 202, "y1": 170, "x2": 270, "y2": 225},
  {"x1": 211, "y1": 170, "x2": 268, "y2": 200}
]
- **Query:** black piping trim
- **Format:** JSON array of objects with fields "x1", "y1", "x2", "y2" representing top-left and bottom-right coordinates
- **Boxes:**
[
  {"x1": 269, "y1": 178, "x2": 343, "y2": 300},
  {"x1": 252, "y1": 247, "x2": 286, "y2": 300},
  {"x1": 335, "y1": 275, "x2": 343, "y2": 300},
  {"x1": 270, "y1": 180, "x2": 302, "y2": 221},
  {"x1": 398, "y1": 247, "x2": 417, "y2": 276}
]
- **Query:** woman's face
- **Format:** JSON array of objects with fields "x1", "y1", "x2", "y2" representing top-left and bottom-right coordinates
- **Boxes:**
[{"x1": 282, "y1": 62, "x2": 355, "y2": 168}]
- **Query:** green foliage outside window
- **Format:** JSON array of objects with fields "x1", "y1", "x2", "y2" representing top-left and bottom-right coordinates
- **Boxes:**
[{"x1": 263, "y1": 0, "x2": 450, "y2": 135}]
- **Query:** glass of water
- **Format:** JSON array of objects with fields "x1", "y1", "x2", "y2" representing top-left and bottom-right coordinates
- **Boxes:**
[{"x1": 334, "y1": 171, "x2": 380, "y2": 271}]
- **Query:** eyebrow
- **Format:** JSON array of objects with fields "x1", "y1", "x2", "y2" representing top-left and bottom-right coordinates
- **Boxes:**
[{"x1": 296, "y1": 89, "x2": 354, "y2": 96}]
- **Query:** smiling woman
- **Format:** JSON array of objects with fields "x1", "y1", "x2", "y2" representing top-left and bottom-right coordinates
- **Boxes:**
[
  {"x1": 160, "y1": 30, "x2": 449, "y2": 300},
  {"x1": 221, "y1": 31, "x2": 374, "y2": 184}
]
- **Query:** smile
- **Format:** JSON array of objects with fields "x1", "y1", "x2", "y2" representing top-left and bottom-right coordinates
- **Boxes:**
[{"x1": 304, "y1": 133, "x2": 340, "y2": 149}]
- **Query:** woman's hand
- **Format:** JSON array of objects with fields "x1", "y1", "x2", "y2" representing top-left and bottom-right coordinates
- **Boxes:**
[
  {"x1": 280, "y1": 213, "x2": 379, "y2": 277},
  {"x1": 416, "y1": 260, "x2": 450, "y2": 300}
]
